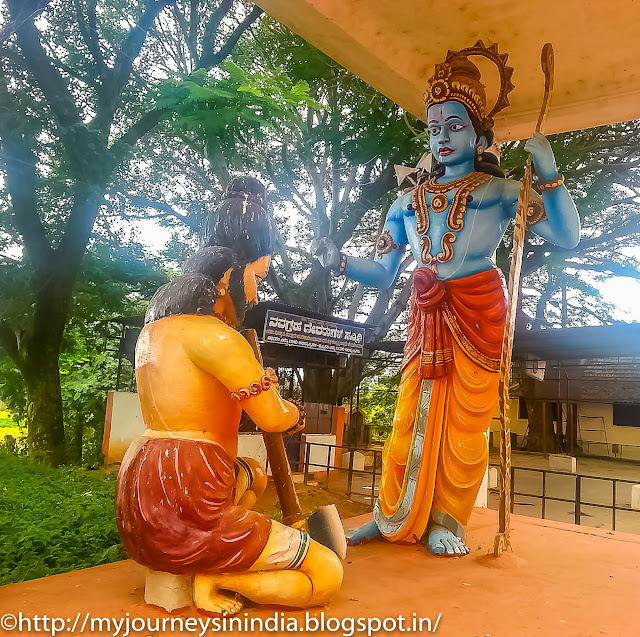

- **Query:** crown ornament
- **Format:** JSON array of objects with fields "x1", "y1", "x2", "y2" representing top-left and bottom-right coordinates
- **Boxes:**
[{"x1": 424, "y1": 40, "x2": 515, "y2": 129}]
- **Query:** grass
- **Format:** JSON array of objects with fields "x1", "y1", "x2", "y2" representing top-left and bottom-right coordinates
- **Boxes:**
[{"x1": 0, "y1": 452, "x2": 124, "y2": 586}]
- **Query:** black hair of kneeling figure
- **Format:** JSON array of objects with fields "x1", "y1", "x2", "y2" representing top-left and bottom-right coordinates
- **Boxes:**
[
  {"x1": 145, "y1": 175, "x2": 274, "y2": 326},
  {"x1": 145, "y1": 245, "x2": 249, "y2": 326},
  {"x1": 144, "y1": 248, "x2": 231, "y2": 326}
]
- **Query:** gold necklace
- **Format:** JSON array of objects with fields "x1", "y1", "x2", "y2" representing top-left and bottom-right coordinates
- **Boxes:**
[{"x1": 411, "y1": 171, "x2": 492, "y2": 272}]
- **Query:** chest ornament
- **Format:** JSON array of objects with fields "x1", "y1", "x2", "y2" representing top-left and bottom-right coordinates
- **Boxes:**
[
  {"x1": 430, "y1": 193, "x2": 448, "y2": 214},
  {"x1": 412, "y1": 171, "x2": 492, "y2": 272}
]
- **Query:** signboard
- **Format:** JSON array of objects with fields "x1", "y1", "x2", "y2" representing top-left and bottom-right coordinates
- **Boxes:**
[{"x1": 263, "y1": 310, "x2": 365, "y2": 355}]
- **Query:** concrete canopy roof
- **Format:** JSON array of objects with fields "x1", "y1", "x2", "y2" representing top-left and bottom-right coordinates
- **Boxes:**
[{"x1": 254, "y1": 0, "x2": 640, "y2": 142}]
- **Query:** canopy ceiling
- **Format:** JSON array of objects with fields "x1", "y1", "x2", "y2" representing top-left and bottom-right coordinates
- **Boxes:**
[{"x1": 255, "y1": 0, "x2": 640, "y2": 142}]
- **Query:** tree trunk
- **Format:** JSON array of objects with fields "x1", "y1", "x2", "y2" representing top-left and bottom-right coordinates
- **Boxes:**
[
  {"x1": 15, "y1": 239, "x2": 85, "y2": 466},
  {"x1": 302, "y1": 367, "x2": 336, "y2": 403},
  {"x1": 524, "y1": 398, "x2": 556, "y2": 454},
  {"x1": 23, "y1": 352, "x2": 67, "y2": 465},
  {"x1": 69, "y1": 411, "x2": 84, "y2": 465}
]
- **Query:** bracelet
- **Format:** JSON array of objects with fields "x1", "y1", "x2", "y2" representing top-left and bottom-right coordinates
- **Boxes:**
[
  {"x1": 537, "y1": 174, "x2": 564, "y2": 191},
  {"x1": 231, "y1": 372, "x2": 276, "y2": 401},
  {"x1": 336, "y1": 253, "x2": 347, "y2": 276}
]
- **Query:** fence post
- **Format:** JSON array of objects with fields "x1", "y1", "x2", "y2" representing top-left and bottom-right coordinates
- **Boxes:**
[
  {"x1": 612, "y1": 480, "x2": 617, "y2": 532},
  {"x1": 510, "y1": 466, "x2": 516, "y2": 513},
  {"x1": 575, "y1": 475, "x2": 581, "y2": 525},
  {"x1": 303, "y1": 442, "x2": 310, "y2": 486},
  {"x1": 541, "y1": 471, "x2": 546, "y2": 519},
  {"x1": 326, "y1": 445, "x2": 332, "y2": 489},
  {"x1": 346, "y1": 450, "x2": 355, "y2": 499}
]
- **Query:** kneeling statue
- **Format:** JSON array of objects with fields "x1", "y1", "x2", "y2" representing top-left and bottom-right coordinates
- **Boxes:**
[{"x1": 116, "y1": 177, "x2": 343, "y2": 613}]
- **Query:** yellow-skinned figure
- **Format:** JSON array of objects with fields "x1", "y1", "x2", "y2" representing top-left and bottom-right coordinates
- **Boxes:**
[{"x1": 116, "y1": 177, "x2": 343, "y2": 613}]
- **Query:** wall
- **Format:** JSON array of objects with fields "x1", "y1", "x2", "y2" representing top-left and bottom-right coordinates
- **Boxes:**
[
  {"x1": 302, "y1": 434, "x2": 337, "y2": 471},
  {"x1": 577, "y1": 402, "x2": 640, "y2": 461},
  {"x1": 489, "y1": 398, "x2": 529, "y2": 436},
  {"x1": 489, "y1": 398, "x2": 529, "y2": 450},
  {"x1": 102, "y1": 392, "x2": 145, "y2": 465}
]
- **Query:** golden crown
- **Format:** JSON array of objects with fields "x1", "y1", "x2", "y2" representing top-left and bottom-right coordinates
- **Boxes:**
[{"x1": 424, "y1": 40, "x2": 515, "y2": 129}]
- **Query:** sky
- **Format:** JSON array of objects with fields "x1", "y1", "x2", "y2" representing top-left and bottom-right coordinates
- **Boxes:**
[{"x1": 597, "y1": 276, "x2": 640, "y2": 322}]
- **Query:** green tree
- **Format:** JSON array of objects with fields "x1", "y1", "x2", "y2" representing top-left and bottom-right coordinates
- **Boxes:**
[
  {"x1": 0, "y1": 0, "x2": 267, "y2": 464},
  {"x1": 0, "y1": 240, "x2": 166, "y2": 464},
  {"x1": 143, "y1": 21, "x2": 425, "y2": 400}
]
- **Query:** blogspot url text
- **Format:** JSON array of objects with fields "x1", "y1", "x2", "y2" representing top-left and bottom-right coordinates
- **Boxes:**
[{"x1": 0, "y1": 611, "x2": 442, "y2": 636}]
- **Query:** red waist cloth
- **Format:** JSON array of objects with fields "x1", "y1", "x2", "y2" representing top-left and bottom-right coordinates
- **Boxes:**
[
  {"x1": 402, "y1": 268, "x2": 507, "y2": 378},
  {"x1": 115, "y1": 437, "x2": 271, "y2": 574}
]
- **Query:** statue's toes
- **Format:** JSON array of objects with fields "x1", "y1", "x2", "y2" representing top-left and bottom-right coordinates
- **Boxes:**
[
  {"x1": 446, "y1": 538, "x2": 462, "y2": 555},
  {"x1": 431, "y1": 542, "x2": 447, "y2": 555}
]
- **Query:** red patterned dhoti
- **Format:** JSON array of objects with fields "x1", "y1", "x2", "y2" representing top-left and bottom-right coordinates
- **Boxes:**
[
  {"x1": 375, "y1": 268, "x2": 507, "y2": 542},
  {"x1": 116, "y1": 437, "x2": 272, "y2": 573}
]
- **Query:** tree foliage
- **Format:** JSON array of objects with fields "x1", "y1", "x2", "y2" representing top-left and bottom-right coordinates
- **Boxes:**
[
  {"x1": 0, "y1": 240, "x2": 166, "y2": 464},
  {"x1": 0, "y1": 0, "x2": 272, "y2": 463},
  {"x1": 500, "y1": 121, "x2": 640, "y2": 329}
]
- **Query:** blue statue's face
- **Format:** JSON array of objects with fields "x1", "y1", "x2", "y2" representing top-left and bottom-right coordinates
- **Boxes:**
[{"x1": 427, "y1": 101, "x2": 479, "y2": 166}]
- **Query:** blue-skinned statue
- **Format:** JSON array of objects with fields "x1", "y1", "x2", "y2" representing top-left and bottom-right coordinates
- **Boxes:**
[{"x1": 313, "y1": 42, "x2": 580, "y2": 556}]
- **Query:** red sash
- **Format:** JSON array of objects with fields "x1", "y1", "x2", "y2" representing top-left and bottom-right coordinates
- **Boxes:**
[{"x1": 402, "y1": 268, "x2": 507, "y2": 378}]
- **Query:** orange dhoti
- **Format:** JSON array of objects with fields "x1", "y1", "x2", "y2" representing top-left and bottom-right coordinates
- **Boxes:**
[{"x1": 375, "y1": 268, "x2": 507, "y2": 542}]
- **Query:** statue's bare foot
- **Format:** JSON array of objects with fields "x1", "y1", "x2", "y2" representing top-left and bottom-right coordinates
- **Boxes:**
[
  {"x1": 427, "y1": 524, "x2": 469, "y2": 556},
  {"x1": 193, "y1": 576, "x2": 244, "y2": 615},
  {"x1": 346, "y1": 519, "x2": 381, "y2": 546}
]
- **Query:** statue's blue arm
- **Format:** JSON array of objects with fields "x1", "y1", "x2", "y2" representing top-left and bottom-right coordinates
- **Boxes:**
[
  {"x1": 343, "y1": 195, "x2": 409, "y2": 289},
  {"x1": 502, "y1": 179, "x2": 580, "y2": 250},
  {"x1": 528, "y1": 184, "x2": 580, "y2": 249},
  {"x1": 503, "y1": 133, "x2": 581, "y2": 249}
]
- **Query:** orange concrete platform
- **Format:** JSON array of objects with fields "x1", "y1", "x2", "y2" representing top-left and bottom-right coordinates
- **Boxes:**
[{"x1": 1, "y1": 509, "x2": 637, "y2": 636}]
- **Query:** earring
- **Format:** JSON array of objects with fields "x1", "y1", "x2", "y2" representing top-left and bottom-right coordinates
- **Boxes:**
[{"x1": 476, "y1": 145, "x2": 485, "y2": 155}]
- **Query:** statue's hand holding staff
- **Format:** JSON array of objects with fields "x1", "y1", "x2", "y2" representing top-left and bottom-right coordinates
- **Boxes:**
[{"x1": 524, "y1": 132, "x2": 559, "y2": 181}]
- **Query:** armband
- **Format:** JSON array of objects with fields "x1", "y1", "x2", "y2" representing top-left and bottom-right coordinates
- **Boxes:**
[
  {"x1": 336, "y1": 253, "x2": 348, "y2": 276},
  {"x1": 231, "y1": 371, "x2": 277, "y2": 401},
  {"x1": 526, "y1": 200, "x2": 548, "y2": 226},
  {"x1": 375, "y1": 228, "x2": 402, "y2": 258}
]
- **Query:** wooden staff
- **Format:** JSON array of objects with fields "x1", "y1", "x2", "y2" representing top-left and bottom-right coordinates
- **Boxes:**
[
  {"x1": 240, "y1": 328, "x2": 305, "y2": 527},
  {"x1": 494, "y1": 43, "x2": 554, "y2": 556}
]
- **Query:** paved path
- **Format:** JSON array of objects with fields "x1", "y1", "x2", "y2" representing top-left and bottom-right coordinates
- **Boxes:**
[{"x1": 2, "y1": 509, "x2": 638, "y2": 637}]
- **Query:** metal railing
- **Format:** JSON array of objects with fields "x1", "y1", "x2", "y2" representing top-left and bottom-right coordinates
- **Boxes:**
[
  {"x1": 578, "y1": 440, "x2": 640, "y2": 461},
  {"x1": 301, "y1": 441, "x2": 382, "y2": 505},
  {"x1": 489, "y1": 464, "x2": 640, "y2": 532},
  {"x1": 299, "y1": 444, "x2": 640, "y2": 531}
]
